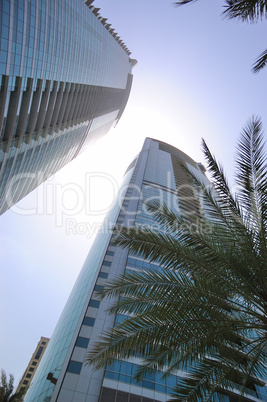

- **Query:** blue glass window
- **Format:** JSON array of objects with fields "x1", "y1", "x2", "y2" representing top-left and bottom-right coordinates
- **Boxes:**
[
  {"x1": 120, "y1": 361, "x2": 132, "y2": 375},
  {"x1": 2, "y1": 12, "x2": 9, "y2": 26},
  {"x1": 89, "y1": 299, "x2": 100, "y2": 308},
  {"x1": 94, "y1": 285, "x2": 104, "y2": 292},
  {"x1": 34, "y1": 346, "x2": 44, "y2": 359},
  {"x1": 75, "y1": 337, "x2": 89, "y2": 349},
  {"x1": 105, "y1": 371, "x2": 119, "y2": 380},
  {"x1": 82, "y1": 317, "x2": 95, "y2": 327},
  {"x1": 0, "y1": 52, "x2": 7, "y2": 64},
  {"x1": 142, "y1": 380, "x2": 155, "y2": 390},
  {"x1": 166, "y1": 374, "x2": 177, "y2": 387},
  {"x1": 155, "y1": 383, "x2": 166, "y2": 393},
  {"x1": 102, "y1": 261, "x2": 111, "y2": 267},
  {"x1": 107, "y1": 360, "x2": 121, "y2": 372},
  {"x1": 98, "y1": 272, "x2": 108, "y2": 279},
  {"x1": 2, "y1": 25, "x2": 9, "y2": 39},
  {"x1": 115, "y1": 314, "x2": 128, "y2": 326},
  {"x1": 119, "y1": 374, "x2": 131, "y2": 384},
  {"x1": 104, "y1": 359, "x2": 181, "y2": 395},
  {"x1": 106, "y1": 251, "x2": 114, "y2": 256},
  {"x1": 1, "y1": 38, "x2": 8, "y2": 51},
  {"x1": 67, "y1": 361, "x2": 82, "y2": 374}
]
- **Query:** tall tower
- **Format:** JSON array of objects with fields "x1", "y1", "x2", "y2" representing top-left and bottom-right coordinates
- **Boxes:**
[
  {"x1": 24, "y1": 138, "x2": 208, "y2": 402},
  {"x1": 25, "y1": 139, "x2": 266, "y2": 401},
  {"x1": 0, "y1": 0, "x2": 135, "y2": 214}
]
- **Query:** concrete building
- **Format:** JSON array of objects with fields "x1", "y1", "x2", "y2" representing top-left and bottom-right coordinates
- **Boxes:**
[
  {"x1": 0, "y1": 0, "x2": 135, "y2": 214},
  {"x1": 16, "y1": 336, "x2": 49, "y2": 396}
]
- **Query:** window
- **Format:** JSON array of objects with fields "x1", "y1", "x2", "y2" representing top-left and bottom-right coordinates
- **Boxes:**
[
  {"x1": 41, "y1": 341, "x2": 46, "y2": 345},
  {"x1": 106, "y1": 251, "x2": 114, "y2": 256},
  {"x1": 75, "y1": 337, "x2": 89, "y2": 348},
  {"x1": 115, "y1": 314, "x2": 128, "y2": 326},
  {"x1": 102, "y1": 261, "x2": 111, "y2": 267},
  {"x1": 98, "y1": 272, "x2": 108, "y2": 279},
  {"x1": 32, "y1": 361, "x2": 37, "y2": 366},
  {"x1": 34, "y1": 346, "x2": 44, "y2": 359},
  {"x1": 67, "y1": 361, "x2": 82, "y2": 374},
  {"x1": 94, "y1": 285, "x2": 104, "y2": 292},
  {"x1": 89, "y1": 299, "x2": 100, "y2": 308},
  {"x1": 104, "y1": 360, "x2": 179, "y2": 396},
  {"x1": 142, "y1": 380, "x2": 155, "y2": 390},
  {"x1": 83, "y1": 317, "x2": 95, "y2": 327},
  {"x1": 23, "y1": 380, "x2": 28, "y2": 385},
  {"x1": 26, "y1": 374, "x2": 32, "y2": 378},
  {"x1": 29, "y1": 367, "x2": 34, "y2": 372}
]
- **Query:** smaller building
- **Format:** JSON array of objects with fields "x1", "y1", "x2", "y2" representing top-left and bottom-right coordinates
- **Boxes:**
[{"x1": 17, "y1": 336, "x2": 49, "y2": 396}]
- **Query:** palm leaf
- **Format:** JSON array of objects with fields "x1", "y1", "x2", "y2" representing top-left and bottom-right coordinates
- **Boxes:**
[
  {"x1": 223, "y1": 0, "x2": 267, "y2": 22},
  {"x1": 235, "y1": 116, "x2": 266, "y2": 227},
  {"x1": 252, "y1": 48, "x2": 267, "y2": 73},
  {"x1": 174, "y1": 0, "x2": 200, "y2": 6}
]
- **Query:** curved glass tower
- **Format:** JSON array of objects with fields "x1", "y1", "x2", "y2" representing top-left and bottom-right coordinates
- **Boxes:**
[
  {"x1": 25, "y1": 139, "x2": 267, "y2": 401},
  {"x1": 0, "y1": 0, "x2": 135, "y2": 214}
]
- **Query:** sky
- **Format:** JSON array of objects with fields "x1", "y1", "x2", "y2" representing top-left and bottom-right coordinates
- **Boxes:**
[{"x1": 1, "y1": 0, "x2": 267, "y2": 386}]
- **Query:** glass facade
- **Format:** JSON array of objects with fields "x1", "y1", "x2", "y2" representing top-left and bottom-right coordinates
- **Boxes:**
[
  {"x1": 0, "y1": 0, "x2": 134, "y2": 214},
  {"x1": 23, "y1": 139, "x2": 197, "y2": 401},
  {"x1": 25, "y1": 138, "x2": 266, "y2": 401}
]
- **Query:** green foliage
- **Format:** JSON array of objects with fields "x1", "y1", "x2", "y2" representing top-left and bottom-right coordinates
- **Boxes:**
[
  {"x1": 87, "y1": 117, "x2": 267, "y2": 401},
  {"x1": 0, "y1": 370, "x2": 23, "y2": 402},
  {"x1": 174, "y1": 0, "x2": 267, "y2": 72}
]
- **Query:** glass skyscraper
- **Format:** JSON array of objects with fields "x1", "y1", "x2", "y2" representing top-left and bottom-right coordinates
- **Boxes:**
[
  {"x1": 25, "y1": 138, "x2": 267, "y2": 402},
  {"x1": 0, "y1": 0, "x2": 135, "y2": 214},
  {"x1": 14, "y1": 140, "x2": 232, "y2": 400}
]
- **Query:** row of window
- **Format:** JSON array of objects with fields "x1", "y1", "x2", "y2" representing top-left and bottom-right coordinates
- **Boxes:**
[
  {"x1": 100, "y1": 387, "x2": 160, "y2": 402},
  {"x1": 127, "y1": 257, "x2": 159, "y2": 271},
  {"x1": 104, "y1": 360, "x2": 181, "y2": 396},
  {"x1": 1, "y1": 0, "x2": 131, "y2": 91},
  {"x1": 66, "y1": 248, "x2": 115, "y2": 375}
]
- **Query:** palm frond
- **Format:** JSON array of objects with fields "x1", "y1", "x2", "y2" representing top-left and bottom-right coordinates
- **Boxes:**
[
  {"x1": 252, "y1": 48, "x2": 267, "y2": 72},
  {"x1": 223, "y1": 0, "x2": 267, "y2": 22},
  {"x1": 174, "y1": 0, "x2": 200, "y2": 6},
  {"x1": 235, "y1": 116, "x2": 267, "y2": 232},
  {"x1": 201, "y1": 139, "x2": 242, "y2": 218}
]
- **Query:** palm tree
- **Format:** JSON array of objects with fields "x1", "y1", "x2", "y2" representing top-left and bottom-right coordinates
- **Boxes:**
[
  {"x1": 87, "y1": 116, "x2": 267, "y2": 401},
  {"x1": 0, "y1": 370, "x2": 23, "y2": 402},
  {"x1": 174, "y1": 0, "x2": 267, "y2": 73}
]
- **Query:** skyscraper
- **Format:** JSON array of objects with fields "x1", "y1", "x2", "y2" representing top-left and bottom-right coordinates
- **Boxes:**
[
  {"x1": 23, "y1": 138, "x2": 222, "y2": 402},
  {"x1": 0, "y1": 0, "x2": 135, "y2": 214}
]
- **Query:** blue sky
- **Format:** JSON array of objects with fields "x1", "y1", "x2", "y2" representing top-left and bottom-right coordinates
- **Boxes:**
[{"x1": 1, "y1": 0, "x2": 267, "y2": 385}]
